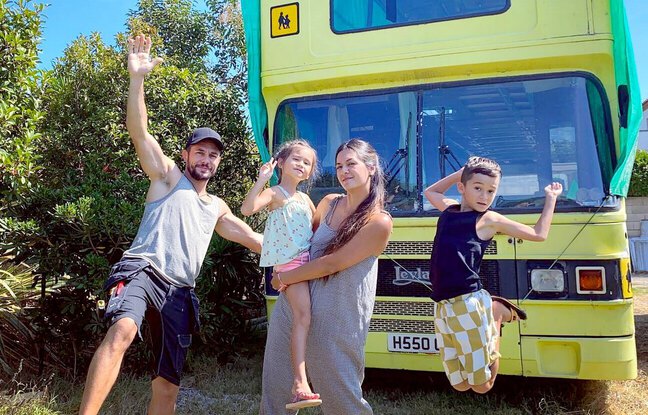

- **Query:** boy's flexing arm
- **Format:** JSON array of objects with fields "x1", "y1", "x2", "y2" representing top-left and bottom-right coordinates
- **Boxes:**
[
  {"x1": 423, "y1": 169, "x2": 463, "y2": 211},
  {"x1": 486, "y1": 182, "x2": 563, "y2": 241}
]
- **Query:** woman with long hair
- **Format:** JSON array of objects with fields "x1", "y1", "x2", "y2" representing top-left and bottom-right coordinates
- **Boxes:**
[{"x1": 260, "y1": 139, "x2": 393, "y2": 414}]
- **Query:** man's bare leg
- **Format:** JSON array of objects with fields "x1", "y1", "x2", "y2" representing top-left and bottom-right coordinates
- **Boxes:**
[
  {"x1": 79, "y1": 318, "x2": 138, "y2": 415},
  {"x1": 148, "y1": 377, "x2": 180, "y2": 415}
]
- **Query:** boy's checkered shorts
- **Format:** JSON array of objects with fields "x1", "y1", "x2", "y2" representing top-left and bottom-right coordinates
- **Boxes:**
[{"x1": 434, "y1": 289, "x2": 501, "y2": 386}]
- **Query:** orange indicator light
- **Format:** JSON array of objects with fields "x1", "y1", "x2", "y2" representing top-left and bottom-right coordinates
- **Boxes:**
[{"x1": 576, "y1": 267, "x2": 605, "y2": 294}]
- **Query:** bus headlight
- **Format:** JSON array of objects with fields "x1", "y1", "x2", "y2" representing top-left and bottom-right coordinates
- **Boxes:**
[
  {"x1": 530, "y1": 269, "x2": 565, "y2": 292},
  {"x1": 576, "y1": 266, "x2": 606, "y2": 294}
]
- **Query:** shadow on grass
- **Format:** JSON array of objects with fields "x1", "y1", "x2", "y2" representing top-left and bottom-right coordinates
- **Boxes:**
[
  {"x1": 363, "y1": 297, "x2": 648, "y2": 415},
  {"x1": 634, "y1": 313, "x2": 648, "y2": 373},
  {"x1": 364, "y1": 368, "x2": 610, "y2": 414},
  {"x1": 1, "y1": 306, "x2": 645, "y2": 414}
]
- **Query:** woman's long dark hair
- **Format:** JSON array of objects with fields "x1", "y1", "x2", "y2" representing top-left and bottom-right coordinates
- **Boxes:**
[{"x1": 323, "y1": 139, "x2": 386, "y2": 255}]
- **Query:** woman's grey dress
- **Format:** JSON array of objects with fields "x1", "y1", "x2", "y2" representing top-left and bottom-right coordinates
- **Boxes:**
[{"x1": 260, "y1": 198, "x2": 378, "y2": 414}]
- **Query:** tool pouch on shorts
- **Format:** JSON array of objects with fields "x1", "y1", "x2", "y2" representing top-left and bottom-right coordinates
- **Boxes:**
[
  {"x1": 103, "y1": 258, "x2": 150, "y2": 292},
  {"x1": 102, "y1": 258, "x2": 150, "y2": 321}
]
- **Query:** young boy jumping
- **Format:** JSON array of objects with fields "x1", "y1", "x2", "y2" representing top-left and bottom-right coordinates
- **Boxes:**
[{"x1": 424, "y1": 156, "x2": 562, "y2": 394}]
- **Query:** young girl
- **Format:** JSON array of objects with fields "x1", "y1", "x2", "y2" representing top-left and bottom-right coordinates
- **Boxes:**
[
  {"x1": 260, "y1": 139, "x2": 393, "y2": 415},
  {"x1": 241, "y1": 139, "x2": 321, "y2": 410}
]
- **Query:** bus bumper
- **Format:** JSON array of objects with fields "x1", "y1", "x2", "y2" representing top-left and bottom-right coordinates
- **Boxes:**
[
  {"x1": 520, "y1": 335, "x2": 637, "y2": 380},
  {"x1": 364, "y1": 330, "x2": 523, "y2": 375},
  {"x1": 364, "y1": 332, "x2": 637, "y2": 380}
]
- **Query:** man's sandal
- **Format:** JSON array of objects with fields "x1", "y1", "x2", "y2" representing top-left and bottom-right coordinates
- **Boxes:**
[
  {"x1": 285, "y1": 391, "x2": 322, "y2": 410},
  {"x1": 491, "y1": 295, "x2": 527, "y2": 322}
]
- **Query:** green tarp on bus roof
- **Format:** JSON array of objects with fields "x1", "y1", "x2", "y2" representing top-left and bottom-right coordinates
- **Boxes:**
[
  {"x1": 609, "y1": 0, "x2": 642, "y2": 197},
  {"x1": 241, "y1": 0, "x2": 271, "y2": 163},
  {"x1": 241, "y1": 0, "x2": 642, "y2": 196}
]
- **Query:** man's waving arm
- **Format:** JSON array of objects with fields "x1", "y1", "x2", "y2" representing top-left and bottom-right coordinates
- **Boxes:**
[{"x1": 126, "y1": 35, "x2": 178, "y2": 185}]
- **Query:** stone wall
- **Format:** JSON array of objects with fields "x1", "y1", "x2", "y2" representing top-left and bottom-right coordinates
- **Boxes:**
[{"x1": 626, "y1": 197, "x2": 648, "y2": 238}]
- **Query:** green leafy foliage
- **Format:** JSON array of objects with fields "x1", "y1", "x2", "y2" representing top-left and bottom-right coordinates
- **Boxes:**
[
  {"x1": 206, "y1": 0, "x2": 248, "y2": 102},
  {"x1": 0, "y1": 0, "x2": 45, "y2": 203},
  {"x1": 193, "y1": 235, "x2": 264, "y2": 358},
  {"x1": 0, "y1": 260, "x2": 66, "y2": 383},
  {"x1": 0, "y1": 262, "x2": 37, "y2": 378},
  {"x1": 0, "y1": 0, "x2": 264, "y2": 377},
  {"x1": 629, "y1": 149, "x2": 648, "y2": 197},
  {"x1": 129, "y1": 0, "x2": 212, "y2": 72},
  {"x1": 0, "y1": 0, "x2": 46, "y2": 382}
]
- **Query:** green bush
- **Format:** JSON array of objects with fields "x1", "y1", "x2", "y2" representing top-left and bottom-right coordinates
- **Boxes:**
[
  {"x1": 0, "y1": 0, "x2": 263, "y2": 378},
  {"x1": 194, "y1": 235, "x2": 264, "y2": 358},
  {"x1": 628, "y1": 149, "x2": 648, "y2": 197},
  {"x1": 0, "y1": 0, "x2": 45, "y2": 203},
  {"x1": 0, "y1": 0, "x2": 46, "y2": 382}
]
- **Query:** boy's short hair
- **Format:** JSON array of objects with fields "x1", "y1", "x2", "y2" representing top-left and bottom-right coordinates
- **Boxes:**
[{"x1": 460, "y1": 157, "x2": 501, "y2": 184}]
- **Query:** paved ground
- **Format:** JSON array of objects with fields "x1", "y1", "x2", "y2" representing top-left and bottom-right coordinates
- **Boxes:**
[{"x1": 633, "y1": 272, "x2": 648, "y2": 288}]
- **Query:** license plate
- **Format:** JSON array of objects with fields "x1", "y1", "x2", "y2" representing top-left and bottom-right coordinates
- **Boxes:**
[{"x1": 387, "y1": 333, "x2": 439, "y2": 353}]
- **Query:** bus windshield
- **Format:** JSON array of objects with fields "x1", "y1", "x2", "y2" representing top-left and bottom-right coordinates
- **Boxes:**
[{"x1": 274, "y1": 75, "x2": 614, "y2": 215}]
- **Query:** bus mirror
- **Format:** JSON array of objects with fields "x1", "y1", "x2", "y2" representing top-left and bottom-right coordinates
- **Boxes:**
[
  {"x1": 618, "y1": 85, "x2": 629, "y2": 128},
  {"x1": 386, "y1": 0, "x2": 396, "y2": 22}
]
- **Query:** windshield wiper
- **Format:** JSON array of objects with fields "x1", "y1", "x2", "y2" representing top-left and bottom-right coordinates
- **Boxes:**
[
  {"x1": 385, "y1": 148, "x2": 407, "y2": 188},
  {"x1": 495, "y1": 196, "x2": 585, "y2": 208},
  {"x1": 438, "y1": 107, "x2": 462, "y2": 176}
]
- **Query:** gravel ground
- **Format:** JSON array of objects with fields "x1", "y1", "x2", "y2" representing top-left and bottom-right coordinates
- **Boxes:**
[{"x1": 633, "y1": 272, "x2": 648, "y2": 288}]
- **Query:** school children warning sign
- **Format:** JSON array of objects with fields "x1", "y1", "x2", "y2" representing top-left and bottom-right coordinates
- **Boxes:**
[{"x1": 271, "y1": 3, "x2": 299, "y2": 38}]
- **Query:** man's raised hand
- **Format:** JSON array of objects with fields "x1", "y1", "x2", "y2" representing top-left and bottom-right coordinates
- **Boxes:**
[{"x1": 127, "y1": 34, "x2": 163, "y2": 78}]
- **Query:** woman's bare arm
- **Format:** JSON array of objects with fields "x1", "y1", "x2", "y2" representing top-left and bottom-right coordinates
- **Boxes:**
[{"x1": 273, "y1": 211, "x2": 392, "y2": 288}]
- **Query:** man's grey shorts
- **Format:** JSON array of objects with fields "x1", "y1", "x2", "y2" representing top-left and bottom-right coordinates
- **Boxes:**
[{"x1": 104, "y1": 257, "x2": 200, "y2": 386}]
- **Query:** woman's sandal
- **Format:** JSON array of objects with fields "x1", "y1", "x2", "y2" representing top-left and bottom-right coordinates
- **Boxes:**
[
  {"x1": 285, "y1": 391, "x2": 322, "y2": 410},
  {"x1": 491, "y1": 295, "x2": 527, "y2": 322}
]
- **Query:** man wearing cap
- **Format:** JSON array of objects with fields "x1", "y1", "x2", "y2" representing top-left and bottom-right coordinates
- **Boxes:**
[{"x1": 79, "y1": 35, "x2": 263, "y2": 415}]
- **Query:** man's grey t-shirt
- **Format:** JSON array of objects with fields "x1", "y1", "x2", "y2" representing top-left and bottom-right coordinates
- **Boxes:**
[{"x1": 123, "y1": 174, "x2": 219, "y2": 287}]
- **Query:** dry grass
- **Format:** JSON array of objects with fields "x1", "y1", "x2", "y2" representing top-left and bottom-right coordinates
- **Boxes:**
[
  {"x1": 362, "y1": 282, "x2": 648, "y2": 415},
  {"x1": 1, "y1": 287, "x2": 647, "y2": 414},
  {"x1": 602, "y1": 282, "x2": 648, "y2": 415}
]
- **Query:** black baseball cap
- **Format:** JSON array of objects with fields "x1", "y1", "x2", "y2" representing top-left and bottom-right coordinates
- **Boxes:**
[{"x1": 186, "y1": 127, "x2": 224, "y2": 152}]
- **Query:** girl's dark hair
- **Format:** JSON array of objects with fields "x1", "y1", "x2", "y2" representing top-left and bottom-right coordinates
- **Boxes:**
[
  {"x1": 323, "y1": 138, "x2": 386, "y2": 255},
  {"x1": 273, "y1": 139, "x2": 319, "y2": 188}
]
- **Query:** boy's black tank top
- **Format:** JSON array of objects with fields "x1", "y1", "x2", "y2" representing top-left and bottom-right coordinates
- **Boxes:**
[{"x1": 429, "y1": 204, "x2": 492, "y2": 302}]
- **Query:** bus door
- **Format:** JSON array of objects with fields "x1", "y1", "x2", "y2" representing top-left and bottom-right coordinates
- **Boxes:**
[
  {"x1": 418, "y1": 84, "x2": 527, "y2": 375},
  {"x1": 418, "y1": 74, "x2": 612, "y2": 375},
  {"x1": 483, "y1": 74, "x2": 613, "y2": 379}
]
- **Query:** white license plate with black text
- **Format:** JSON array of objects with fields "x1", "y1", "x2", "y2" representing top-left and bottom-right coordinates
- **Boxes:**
[{"x1": 387, "y1": 333, "x2": 439, "y2": 353}]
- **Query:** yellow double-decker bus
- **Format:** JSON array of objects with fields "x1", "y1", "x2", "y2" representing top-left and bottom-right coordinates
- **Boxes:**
[{"x1": 242, "y1": 0, "x2": 641, "y2": 380}]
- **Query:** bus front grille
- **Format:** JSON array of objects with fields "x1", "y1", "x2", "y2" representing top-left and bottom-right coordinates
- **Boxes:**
[
  {"x1": 480, "y1": 260, "x2": 500, "y2": 294},
  {"x1": 373, "y1": 301, "x2": 434, "y2": 316},
  {"x1": 369, "y1": 318, "x2": 435, "y2": 334},
  {"x1": 377, "y1": 259, "x2": 500, "y2": 297},
  {"x1": 384, "y1": 240, "x2": 497, "y2": 256}
]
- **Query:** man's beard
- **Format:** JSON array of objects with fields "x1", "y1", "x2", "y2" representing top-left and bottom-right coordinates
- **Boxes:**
[{"x1": 187, "y1": 163, "x2": 216, "y2": 181}]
